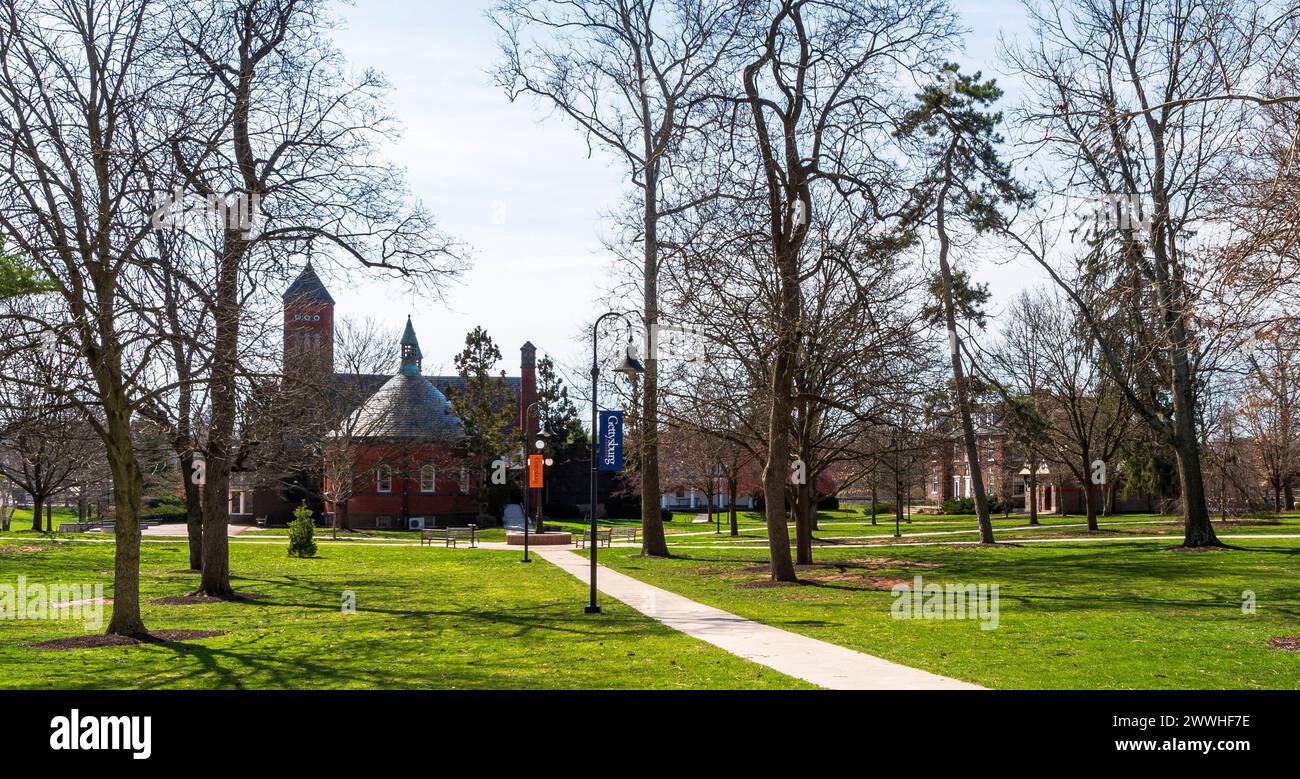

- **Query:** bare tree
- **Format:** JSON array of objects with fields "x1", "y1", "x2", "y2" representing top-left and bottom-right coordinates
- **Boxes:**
[
  {"x1": 492, "y1": 0, "x2": 752, "y2": 557},
  {"x1": 989, "y1": 287, "x2": 1133, "y2": 530},
  {"x1": 727, "y1": 0, "x2": 957, "y2": 578},
  {"x1": 164, "y1": 0, "x2": 466, "y2": 596},
  {"x1": 0, "y1": 355, "x2": 101, "y2": 532},
  {"x1": 1240, "y1": 322, "x2": 1300, "y2": 511},
  {"x1": 1002, "y1": 0, "x2": 1298, "y2": 546},
  {"x1": 0, "y1": 0, "x2": 177, "y2": 635}
]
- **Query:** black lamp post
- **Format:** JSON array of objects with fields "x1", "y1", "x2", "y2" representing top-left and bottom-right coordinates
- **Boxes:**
[
  {"x1": 892, "y1": 430, "x2": 902, "y2": 538},
  {"x1": 521, "y1": 400, "x2": 546, "y2": 563},
  {"x1": 587, "y1": 312, "x2": 644, "y2": 614}
]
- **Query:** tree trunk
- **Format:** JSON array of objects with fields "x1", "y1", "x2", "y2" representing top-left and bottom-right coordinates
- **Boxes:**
[
  {"x1": 180, "y1": 452, "x2": 203, "y2": 571},
  {"x1": 1028, "y1": 471, "x2": 1038, "y2": 525},
  {"x1": 638, "y1": 164, "x2": 669, "y2": 557},
  {"x1": 105, "y1": 402, "x2": 147, "y2": 636},
  {"x1": 762, "y1": 324, "x2": 798, "y2": 582},
  {"x1": 1286, "y1": 480, "x2": 1295, "y2": 512},
  {"x1": 198, "y1": 233, "x2": 242, "y2": 598},
  {"x1": 1176, "y1": 436, "x2": 1221, "y2": 547},
  {"x1": 30, "y1": 493, "x2": 43, "y2": 533},
  {"x1": 1083, "y1": 480, "x2": 1099, "y2": 531},
  {"x1": 870, "y1": 481, "x2": 877, "y2": 525},
  {"x1": 935, "y1": 192, "x2": 994, "y2": 543},
  {"x1": 728, "y1": 478, "x2": 738, "y2": 536},
  {"x1": 794, "y1": 480, "x2": 813, "y2": 566}
]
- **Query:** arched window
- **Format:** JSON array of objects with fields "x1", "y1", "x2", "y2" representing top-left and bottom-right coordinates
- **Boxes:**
[
  {"x1": 420, "y1": 464, "x2": 435, "y2": 493},
  {"x1": 376, "y1": 466, "x2": 392, "y2": 493}
]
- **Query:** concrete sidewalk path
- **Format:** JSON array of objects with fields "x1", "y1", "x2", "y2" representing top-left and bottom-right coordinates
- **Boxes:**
[{"x1": 535, "y1": 548, "x2": 982, "y2": 690}]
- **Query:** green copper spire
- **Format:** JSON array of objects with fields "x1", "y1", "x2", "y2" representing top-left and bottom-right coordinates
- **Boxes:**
[{"x1": 399, "y1": 316, "x2": 422, "y2": 376}]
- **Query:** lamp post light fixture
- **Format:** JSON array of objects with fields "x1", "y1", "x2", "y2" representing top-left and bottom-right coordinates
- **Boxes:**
[
  {"x1": 520, "y1": 400, "x2": 543, "y2": 564},
  {"x1": 519, "y1": 401, "x2": 551, "y2": 564},
  {"x1": 587, "y1": 312, "x2": 643, "y2": 615}
]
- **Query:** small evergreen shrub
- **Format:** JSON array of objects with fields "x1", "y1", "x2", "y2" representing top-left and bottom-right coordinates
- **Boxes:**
[
  {"x1": 941, "y1": 496, "x2": 977, "y2": 514},
  {"x1": 287, "y1": 503, "x2": 317, "y2": 558}
]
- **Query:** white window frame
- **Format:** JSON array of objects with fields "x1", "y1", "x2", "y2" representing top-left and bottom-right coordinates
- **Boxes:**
[
  {"x1": 377, "y1": 466, "x2": 392, "y2": 494},
  {"x1": 420, "y1": 464, "x2": 435, "y2": 493}
]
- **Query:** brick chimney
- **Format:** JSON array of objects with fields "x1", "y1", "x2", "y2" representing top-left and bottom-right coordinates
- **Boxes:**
[{"x1": 520, "y1": 341, "x2": 537, "y2": 440}]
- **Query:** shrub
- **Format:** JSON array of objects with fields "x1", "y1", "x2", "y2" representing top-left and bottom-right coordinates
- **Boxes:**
[
  {"x1": 287, "y1": 503, "x2": 317, "y2": 558},
  {"x1": 477, "y1": 513, "x2": 498, "y2": 528},
  {"x1": 816, "y1": 495, "x2": 839, "y2": 511},
  {"x1": 941, "y1": 496, "x2": 976, "y2": 515},
  {"x1": 661, "y1": 508, "x2": 673, "y2": 523},
  {"x1": 604, "y1": 494, "x2": 642, "y2": 519}
]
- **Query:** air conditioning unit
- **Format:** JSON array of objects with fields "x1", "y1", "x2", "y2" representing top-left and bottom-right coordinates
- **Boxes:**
[{"x1": 408, "y1": 517, "x2": 426, "y2": 531}]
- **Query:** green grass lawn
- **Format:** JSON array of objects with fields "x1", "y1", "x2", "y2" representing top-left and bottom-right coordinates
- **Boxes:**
[
  {"x1": 0, "y1": 536, "x2": 807, "y2": 689},
  {"x1": 2, "y1": 506, "x2": 81, "y2": 533},
  {"x1": 592, "y1": 537, "x2": 1300, "y2": 689},
  {"x1": 666, "y1": 511, "x2": 1300, "y2": 546}
]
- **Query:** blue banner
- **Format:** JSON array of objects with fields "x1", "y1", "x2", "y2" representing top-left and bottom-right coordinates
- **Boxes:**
[{"x1": 597, "y1": 410, "x2": 624, "y2": 472}]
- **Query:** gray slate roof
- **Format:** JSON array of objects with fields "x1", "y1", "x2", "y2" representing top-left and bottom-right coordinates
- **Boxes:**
[
  {"x1": 282, "y1": 262, "x2": 335, "y2": 305},
  {"x1": 329, "y1": 372, "x2": 520, "y2": 440},
  {"x1": 348, "y1": 373, "x2": 465, "y2": 441}
]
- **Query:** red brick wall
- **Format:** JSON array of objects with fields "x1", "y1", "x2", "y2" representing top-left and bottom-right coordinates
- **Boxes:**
[{"x1": 284, "y1": 299, "x2": 334, "y2": 375}]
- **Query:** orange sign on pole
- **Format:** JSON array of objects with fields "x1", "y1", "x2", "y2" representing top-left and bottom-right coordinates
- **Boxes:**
[{"x1": 528, "y1": 454, "x2": 544, "y2": 489}]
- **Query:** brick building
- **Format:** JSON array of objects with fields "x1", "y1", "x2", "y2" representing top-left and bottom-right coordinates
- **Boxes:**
[
  {"x1": 231, "y1": 263, "x2": 536, "y2": 528},
  {"x1": 925, "y1": 412, "x2": 1155, "y2": 515}
]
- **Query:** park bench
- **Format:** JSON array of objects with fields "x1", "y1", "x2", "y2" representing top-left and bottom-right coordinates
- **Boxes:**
[
  {"x1": 574, "y1": 529, "x2": 612, "y2": 549},
  {"x1": 420, "y1": 525, "x2": 478, "y2": 549},
  {"x1": 610, "y1": 527, "x2": 638, "y2": 544},
  {"x1": 255, "y1": 516, "x2": 268, "y2": 528},
  {"x1": 59, "y1": 522, "x2": 88, "y2": 532}
]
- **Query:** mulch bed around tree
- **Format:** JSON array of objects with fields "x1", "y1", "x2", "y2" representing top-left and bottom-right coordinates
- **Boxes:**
[
  {"x1": 1267, "y1": 637, "x2": 1300, "y2": 652},
  {"x1": 740, "y1": 558, "x2": 942, "y2": 575},
  {"x1": 30, "y1": 630, "x2": 227, "y2": 650},
  {"x1": 150, "y1": 592, "x2": 267, "y2": 606},
  {"x1": 736, "y1": 579, "x2": 816, "y2": 589},
  {"x1": 736, "y1": 574, "x2": 911, "y2": 590},
  {"x1": 1213, "y1": 519, "x2": 1283, "y2": 527}
]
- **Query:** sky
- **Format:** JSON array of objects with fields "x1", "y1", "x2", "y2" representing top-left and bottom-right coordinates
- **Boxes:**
[{"x1": 323, "y1": 0, "x2": 1042, "y2": 379}]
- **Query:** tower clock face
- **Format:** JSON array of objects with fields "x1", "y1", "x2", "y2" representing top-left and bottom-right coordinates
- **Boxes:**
[{"x1": 292, "y1": 313, "x2": 322, "y2": 322}]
